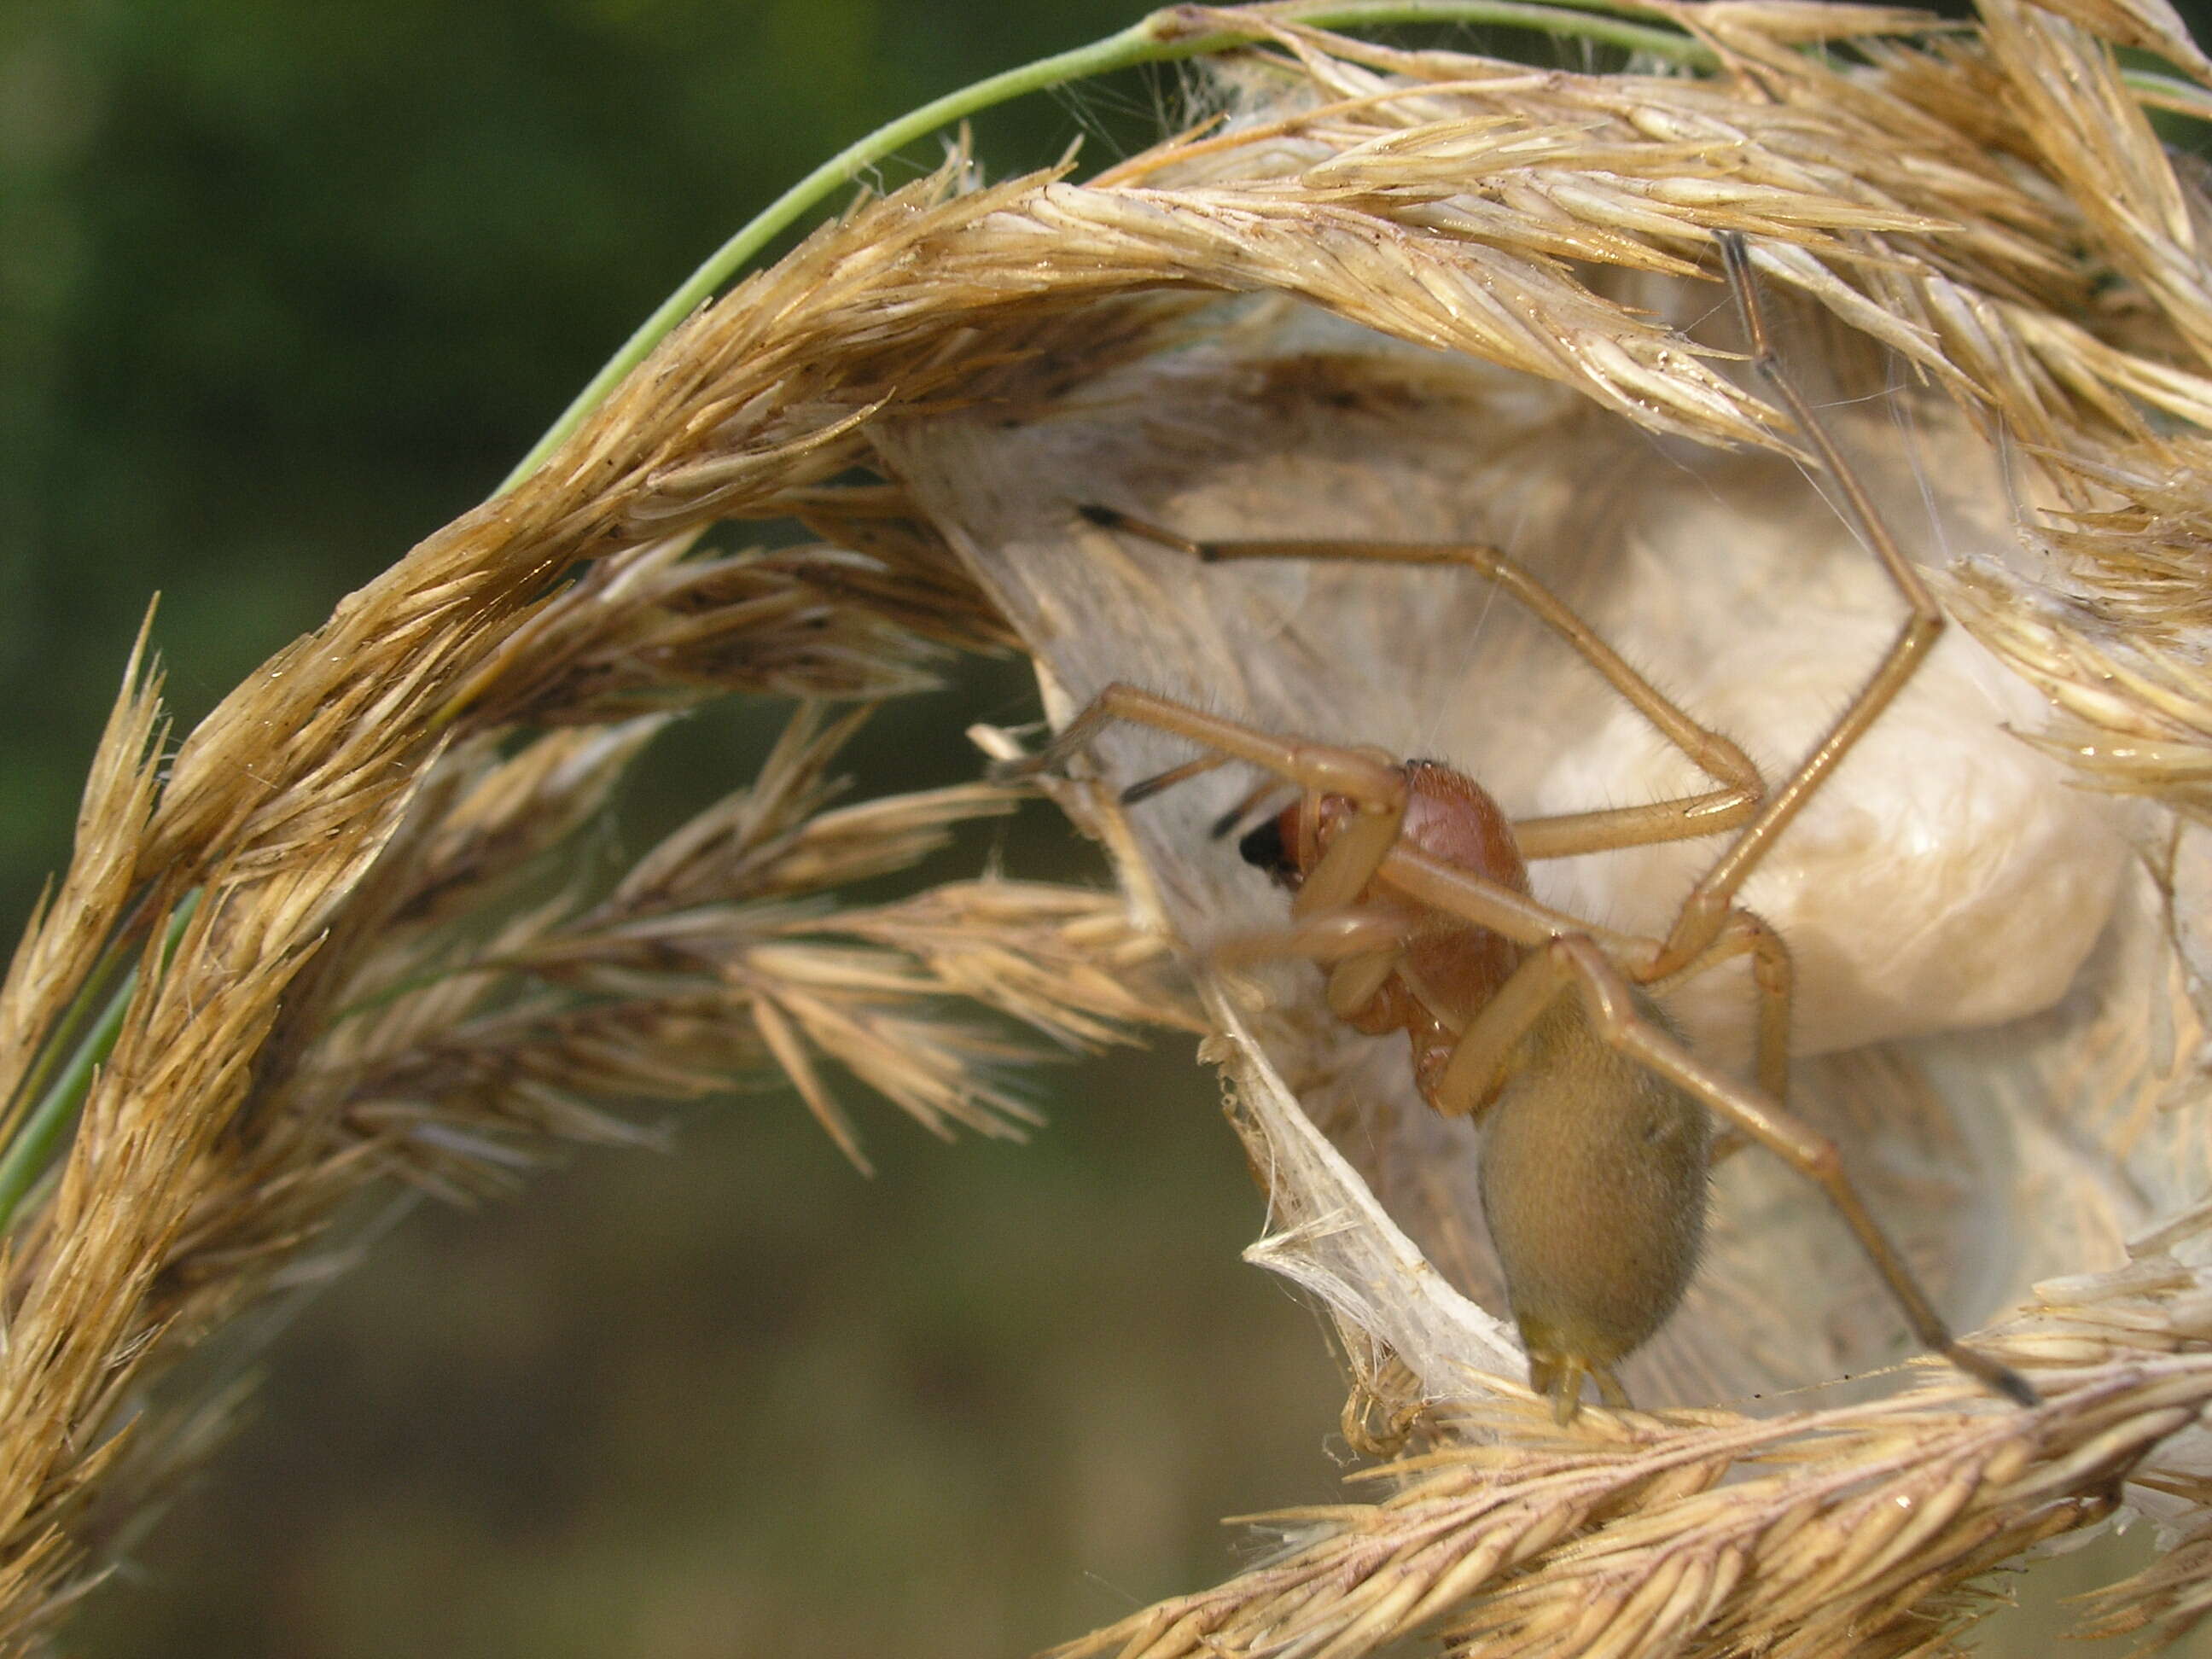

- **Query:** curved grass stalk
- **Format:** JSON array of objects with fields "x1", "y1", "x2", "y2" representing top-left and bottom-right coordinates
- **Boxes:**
[
  {"x1": 496, "y1": 0, "x2": 1711, "y2": 493},
  {"x1": 2127, "y1": 64, "x2": 2212, "y2": 120}
]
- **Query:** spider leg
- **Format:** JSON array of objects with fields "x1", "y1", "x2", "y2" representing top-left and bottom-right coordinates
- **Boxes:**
[
  {"x1": 997, "y1": 682, "x2": 1420, "y2": 918},
  {"x1": 1205, "y1": 908, "x2": 1422, "y2": 1023},
  {"x1": 1423, "y1": 940, "x2": 1563, "y2": 1120},
  {"x1": 1003, "y1": 684, "x2": 1394, "y2": 797},
  {"x1": 1206, "y1": 909, "x2": 1416, "y2": 967},
  {"x1": 1646, "y1": 234, "x2": 1947, "y2": 977},
  {"x1": 1662, "y1": 904, "x2": 1795, "y2": 1108},
  {"x1": 1084, "y1": 506, "x2": 1766, "y2": 859},
  {"x1": 1552, "y1": 935, "x2": 2035, "y2": 1408},
  {"x1": 1068, "y1": 515, "x2": 1800, "y2": 1101},
  {"x1": 1376, "y1": 845, "x2": 1656, "y2": 973}
]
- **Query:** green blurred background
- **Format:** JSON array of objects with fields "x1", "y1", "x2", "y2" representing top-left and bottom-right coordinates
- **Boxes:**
[{"x1": 1, "y1": 2, "x2": 2203, "y2": 1654}]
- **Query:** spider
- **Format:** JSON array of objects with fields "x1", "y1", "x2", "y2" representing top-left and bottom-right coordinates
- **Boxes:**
[{"x1": 1004, "y1": 234, "x2": 2036, "y2": 1422}]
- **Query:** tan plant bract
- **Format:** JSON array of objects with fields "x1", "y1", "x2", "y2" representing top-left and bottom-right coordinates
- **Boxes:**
[
  {"x1": 3, "y1": 0, "x2": 2212, "y2": 1650},
  {"x1": 0, "y1": 617, "x2": 165, "y2": 1155}
]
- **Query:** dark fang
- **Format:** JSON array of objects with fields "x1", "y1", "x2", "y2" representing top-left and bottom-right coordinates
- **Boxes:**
[
  {"x1": 1237, "y1": 818, "x2": 1295, "y2": 881},
  {"x1": 1077, "y1": 504, "x2": 1126, "y2": 529}
]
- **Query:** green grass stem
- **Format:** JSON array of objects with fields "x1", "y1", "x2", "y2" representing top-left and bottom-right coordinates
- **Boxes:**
[
  {"x1": 497, "y1": 0, "x2": 1708, "y2": 492},
  {"x1": 0, "y1": 895, "x2": 200, "y2": 1235}
]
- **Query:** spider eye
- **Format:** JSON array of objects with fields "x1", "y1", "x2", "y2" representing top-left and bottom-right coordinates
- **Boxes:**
[{"x1": 1237, "y1": 818, "x2": 1298, "y2": 884}]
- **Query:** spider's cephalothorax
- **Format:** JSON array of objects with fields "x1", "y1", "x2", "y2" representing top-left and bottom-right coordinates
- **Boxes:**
[{"x1": 1243, "y1": 765, "x2": 1522, "y2": 1106}]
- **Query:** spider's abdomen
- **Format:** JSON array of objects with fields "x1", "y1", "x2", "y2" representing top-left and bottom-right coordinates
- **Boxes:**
[{"x1": 1476, "y1": 992, "x2": 1711, "y2": 1377}]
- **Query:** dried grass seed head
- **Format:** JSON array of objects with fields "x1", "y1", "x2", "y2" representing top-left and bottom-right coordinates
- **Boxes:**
[{"x1": 7, "y1": 0, "x2": 2212, "y2": 1646}]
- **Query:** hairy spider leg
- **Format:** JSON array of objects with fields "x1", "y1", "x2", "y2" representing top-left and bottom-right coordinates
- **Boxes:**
[
  {"x1": 1074, "y1": 510, "x2": 1797, "y2": 1105},
  {"x1": 1643, "y1": 230, "x2": 1947, "y2": 980}
]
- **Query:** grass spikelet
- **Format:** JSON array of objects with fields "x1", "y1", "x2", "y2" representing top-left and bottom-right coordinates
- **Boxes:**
[
  {"x1": 12, "y1": 0, "x2": 2212, "y2": 1645},
  {"x1": 447, "y1": 527, "x2": 952, "y2": 727},
  {"x1": 0, "y1": 150, "x2": 1222, "y2": 1633},
  {"x1": 1052, "y1": 1220, "x2": 2212, "y2": 1659},
  {"x1": 0, "y1": 614, "x2": 165, "y2": 1146}
]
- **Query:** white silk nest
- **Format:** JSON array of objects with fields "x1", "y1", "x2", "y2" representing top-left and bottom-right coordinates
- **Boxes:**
[{"x1": 889, "y1": 287, "x2": 2197, "y2": 1417}]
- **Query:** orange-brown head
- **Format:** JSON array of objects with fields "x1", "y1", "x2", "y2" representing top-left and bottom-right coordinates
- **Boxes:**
[
  {"x1": 1237, "y1": 760, "x2": 1528, "y2": 900},
  {"x1": 1238, "y1": 762, "x2": 1531, "y2": 1103}
]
